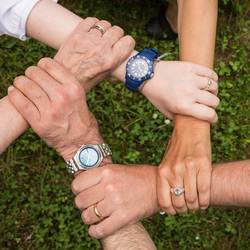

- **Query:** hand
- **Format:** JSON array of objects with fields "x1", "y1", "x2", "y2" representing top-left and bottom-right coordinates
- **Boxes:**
[
  {"x1": 157, "y1": 117, "x2": 212, "y2": 215},
  {"x1": 55, "y1": 18, "x2": 135, "y2": 92},
  {"x1": 8, "y1": 58, "x2": 102, "y2": 161},
  {"x1": 141, "y1": 61, "x2": 219, "y2": 122},
  {"x1": 71, "y1": 164, "x2": 159, "y2": 239}
]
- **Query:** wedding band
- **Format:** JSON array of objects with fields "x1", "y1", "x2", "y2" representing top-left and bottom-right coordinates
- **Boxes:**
[
  {"x1": 205, "y1": 79, "x2": 212, "y2": 91},
  {"x1": 93, "y1": 203, "x2": 103, "y2": 219},
  {"x1": 90, "y1": 24, "x2": 106, "y2": 35},
  {"x1": 170, "y1": 187, "x2": 185, "y2": 197}
]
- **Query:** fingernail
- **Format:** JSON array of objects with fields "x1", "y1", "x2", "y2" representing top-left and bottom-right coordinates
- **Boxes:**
[{"x1": 8, "y1": 86, "x2": 14, "y2": 92}]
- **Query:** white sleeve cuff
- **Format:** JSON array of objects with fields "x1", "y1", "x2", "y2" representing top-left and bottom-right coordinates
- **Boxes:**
[{"x1": 0, "y1": 0, "x2": 58, "y2": 41}]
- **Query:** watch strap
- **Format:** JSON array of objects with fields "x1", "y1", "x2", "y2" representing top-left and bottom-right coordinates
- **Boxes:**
[{"x1": 66, "y1": 143, "x2": 112, "y2": 174}]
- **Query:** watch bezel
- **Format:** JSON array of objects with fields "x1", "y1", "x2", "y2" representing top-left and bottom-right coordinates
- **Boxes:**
[
  {"x1": 76, "y1": 145, "x2": 103, "y2": 170},
  {"x1": 126, "y1": 55, "x2": 154, "y2": 82}
]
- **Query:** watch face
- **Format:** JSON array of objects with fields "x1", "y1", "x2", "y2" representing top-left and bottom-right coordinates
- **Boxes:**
[
  {"x1": 78, "y1": 146, "x2": 100, "y2": 168},
  {"x1": 127, "y1": 56, "x2": 153, "y2": 81}
]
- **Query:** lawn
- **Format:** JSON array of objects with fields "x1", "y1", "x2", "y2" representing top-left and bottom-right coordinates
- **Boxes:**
[{"x1": 0, "y1": 0, "x2": 249, "y2": 249}]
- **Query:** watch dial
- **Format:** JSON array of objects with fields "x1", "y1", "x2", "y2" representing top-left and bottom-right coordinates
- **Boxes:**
[
  {"x1": 128, "y1": 58, "x2": 149, "y2": 79},
  {"x1": 79, "y1": 147, "x2": 99, "y2": 168}
]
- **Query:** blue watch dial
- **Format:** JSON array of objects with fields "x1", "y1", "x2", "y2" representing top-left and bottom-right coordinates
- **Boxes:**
[
  {"x1": 127, "y1": 57, "x2": 149, "y2": 79},
  {"x1": 78, "y1": 147, "x2": 99, "y2": 168}
]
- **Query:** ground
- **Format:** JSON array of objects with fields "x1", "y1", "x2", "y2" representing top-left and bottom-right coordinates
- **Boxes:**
[{"x1": 0, "y1": 0, "x2": 249, "y2": 249}]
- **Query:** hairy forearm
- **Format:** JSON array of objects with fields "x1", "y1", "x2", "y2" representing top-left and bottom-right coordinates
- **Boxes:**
[
  {"x1": 210, "y1": 160, "x2": 250, "y2": 207},
  {"x1": 174, "y1": 0, "x2": 218, "y2": 128},
  {"x1": 0, "y1": 96, "x2": 28, "y2": 154}
]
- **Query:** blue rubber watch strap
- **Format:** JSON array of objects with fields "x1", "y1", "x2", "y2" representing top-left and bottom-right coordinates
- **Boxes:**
[{"x1": 125, "y1": 48, "x2": 158, "y2": 92}]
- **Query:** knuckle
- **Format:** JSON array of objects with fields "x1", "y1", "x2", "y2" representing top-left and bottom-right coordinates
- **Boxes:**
[
  {"x1": 185, "y1": 157, "x2": 196, "y2": 171},
  {"x1": 86, "y1": 17, "x2": 99, "y2": 23},
  {"x1": 102, "y1": 168, "x2": 113, "y2": 178},
  {"x1": 81, "y1": 211, "x2": 90, "y2": 224},
  {"x1": 74, "y1": 196, "x2": 82, "y2": 209},
  {"x1": 186, "y1": 194, "x2": 197, "y2": 204},
  {"x1": 113, "y1": 26, "x2": 124, "y2": 35},
  {"x1": 112, "y1": 193, "x2": 123, "y2": 205},
  {"x1": 101, "y1": 20, "x2": 111, "y2": 27},
  {"x1": 68, "y1": 83, "x2": 83, "y2": 99},
  {"x1": 92, "y1": 226, "x2": 105, "y2": 238},
  {"x1": 38, "y1": 57, "x2": 52, "y2": 67},
  {"x1": 71, "y1": 180, "x2": 79, "y2": 194},
  {"x1": 177, "y1": 100, "x2": 189, "y2": 113},
  {"x1": 158, "y1": 166, "x2": 169, "y2": 178},
  {"x1": 105, "y1": 183, "x2": 116, "y2": 194},
  {"x1": 25, "y1": 66, "x2": 39, "y2": 79},
  {"x1": 13, "y1": 75, "x2": 26, "y2": 87},
  {"x1": 199, "y1": 183, "x2": 210, "y2": 194}
]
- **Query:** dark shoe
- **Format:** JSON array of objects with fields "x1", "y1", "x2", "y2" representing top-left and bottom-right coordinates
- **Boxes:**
[{"x1": 146, "y1": 7, "x2": 177, "y2": 40}]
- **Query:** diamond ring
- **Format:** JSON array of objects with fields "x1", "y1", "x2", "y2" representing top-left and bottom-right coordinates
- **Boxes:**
[{"x1": 170, "y1": 187, "x2": 185, "y2": 197}]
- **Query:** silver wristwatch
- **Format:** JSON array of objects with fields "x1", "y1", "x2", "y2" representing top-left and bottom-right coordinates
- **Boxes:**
[{"x1": 66, "y1": 143, "x2": 112, "y2": 174}]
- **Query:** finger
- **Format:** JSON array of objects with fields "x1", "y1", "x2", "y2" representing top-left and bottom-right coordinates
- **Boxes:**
[
  {"x1": 89, "y1": 20, "x2": 112, "y2": 36},
  {"x1": 168, "y1": 172, "x2": 187, "y2": 214},
  {"x1": 71, "y1": 168, "x2": 103, "y2": 195},
  {"x1": 197, "y1": 167, "x2": 212, "y2": 210},
  {"x1": 13, "y1": 75, "x2": 50, "y2": 110},
  {"x1": 38, "y1": 58, "x2": 79, "y2": 86},
  {"x1": 196, "y1": 76, "x2": 218, "y2": 95},
  {"x1": 112, "y1": 35, "x2": 135, "y2": 67},
  {"x1": 8, "y1": 85, "x2": 40, "y2": 123},
  {"x1": 190, "y1": 104, "x2": 218, "y2": 123},
  {"x1": 157, "y1": 169, "x2": 176, "y2": 215},
  {"x1": 25, "y1": 65, "x2": 61, "y2": 100},
  {"x1": 196, "y1": 90, "x2": 220, "y2": 108},
  {"x1": 75, "y1": 184, "x2": 105, "y2": 210},
  {"x1": 88, "y1": 210, "x2": 128, "y2": 239},
  {"x1": 184, "y1": 160, "x2": 199, "y2": 211},
  {"x1": 81, "y1": 199, "x2": 112, "y2": 225},
  {"x1": 190, "y1": 63, "x2": 218, "y2": 81},
  {"x1": 78, "y1": 17, "x2": 100, "y2": 32},
  {"x1": 102, "y1": 26, "x2": 124, "y2": 46}
]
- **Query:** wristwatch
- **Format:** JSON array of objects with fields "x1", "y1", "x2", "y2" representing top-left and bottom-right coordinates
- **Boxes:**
[
  {"x1": 66, "y1": 143, "x2": 112, "y2": 174},
  {"x1": 125, "y1": 48, "x2": 159, "y2": 92}
]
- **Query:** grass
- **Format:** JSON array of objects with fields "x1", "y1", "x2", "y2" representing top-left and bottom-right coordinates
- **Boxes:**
[{"x1": 0, "y1": 0, "x2": 249, "y2": 249}]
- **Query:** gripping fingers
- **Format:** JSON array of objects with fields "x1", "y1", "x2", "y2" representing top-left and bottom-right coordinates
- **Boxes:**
[
  {"x1": 197, "y1": 167, "x2": 212, "y2": 210},
  {"x1": 157, "y1": 170, "x2": 176, "y2": 215},
  {"x1": 89, "y1": 20, "x2": 112, "y2": 36},
  {"x1": 112, "y1": 35, "x2": 135, "y2": 67},
  {"x1": 103, "y1": 26, "x2": 124, "y2": 46},
  {"x1": 196, "y1": 90, "x2": 220, "y2": 109},
  {"x1": 191, "y1": 63, "x2": 218, "y2": 82},
  {"x1": 81, "y1": 199, "x2": 112, "y2": 225},
  {"x1": 8, "y1": 85, "x2": 40, "y2": 123},
  {"x1": 190, "y1": 104, "x2": 218, "y2": 123},
  {"x1": 184, "y1": 160, "x2": 199, "y2": 211},
  {"x1": 88, "y1": 210, "x2": 129, "y2": 239}
]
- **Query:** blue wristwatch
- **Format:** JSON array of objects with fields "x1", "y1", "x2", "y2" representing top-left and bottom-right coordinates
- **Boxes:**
[{"x1": 125, "y1": 48, "x2": 159, "y2": 92}]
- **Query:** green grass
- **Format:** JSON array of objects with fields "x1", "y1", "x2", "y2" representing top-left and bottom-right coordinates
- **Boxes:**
[{"x1": 0, "y1": 0, "x2": 249, "y2": 249}]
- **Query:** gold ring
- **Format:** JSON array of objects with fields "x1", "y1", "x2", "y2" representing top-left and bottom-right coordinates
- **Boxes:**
[
  {"x1": 90, "y1": 24, "x2": 106, "y2": 35},
  {"x1": 93, "y1": 203, "x2": 103, "y2": 219}
]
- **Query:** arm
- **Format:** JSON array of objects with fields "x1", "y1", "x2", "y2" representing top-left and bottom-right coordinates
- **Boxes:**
[{"x1": 157, "y1": 0, "x2": 218, "y2": 214}]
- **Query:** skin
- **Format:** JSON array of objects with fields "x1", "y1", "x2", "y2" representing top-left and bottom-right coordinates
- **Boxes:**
[
  {"x1": 71, "y1": 160, "x2": 250, "y2": 238},
  {"x1": 0, "y1": 0, "x2": 220, "y2": 154},
  {"x1": 157, "y1": 0, "x2": 218, "y2": 214}
]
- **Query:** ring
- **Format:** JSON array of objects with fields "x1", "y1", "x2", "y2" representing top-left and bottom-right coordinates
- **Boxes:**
[
  {"x1": 170, "y1": 187, "x2": 185, "y2": 197},
  {"x1": 159, "y1": 210, "x2": 166, "y2": 215},
  {"x1": 90, "y1": 24, "x2": 106, "y2": 35},
  {"x1": 205, "y1": 79, "x2": 212, "y2": 91},
  {"x1": 93, "y1": 203, "x2": 103, "y2": 220}
]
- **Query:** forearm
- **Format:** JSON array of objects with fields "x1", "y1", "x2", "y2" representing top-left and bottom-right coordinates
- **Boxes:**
[
  {"x1": 174, "y1": 0, "x2": 218, "y2": 129},
  {"x1": 210, "y1": 160, "x2": 250, "y2": 207},
  {"x1": 0, "y1": 96, "x2": 28, "y2": 154}
]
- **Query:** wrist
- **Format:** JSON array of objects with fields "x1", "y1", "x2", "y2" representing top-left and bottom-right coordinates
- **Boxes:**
[{"x1": 111, "y1": 50, "x2": 137, "y2": 82}]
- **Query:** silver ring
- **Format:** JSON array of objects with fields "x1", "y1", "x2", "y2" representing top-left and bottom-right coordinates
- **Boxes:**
[
  {"x1": 170, "y1": 187, "x2": 185, "y2": 197},
  {"x1": 90, "y1": 24, "x2": 106, "y2": 35},
  {"x1": 159, "y1": 210, "x2": 166, "y2": 215},
  {"x1": 205, "y1": 79, "x2": 212, "y2": 91}
]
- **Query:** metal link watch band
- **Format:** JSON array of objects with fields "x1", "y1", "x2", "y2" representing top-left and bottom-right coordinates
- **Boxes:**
[{"x1": 66, "y1": 143, "x2": 112, "y2": 174}]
